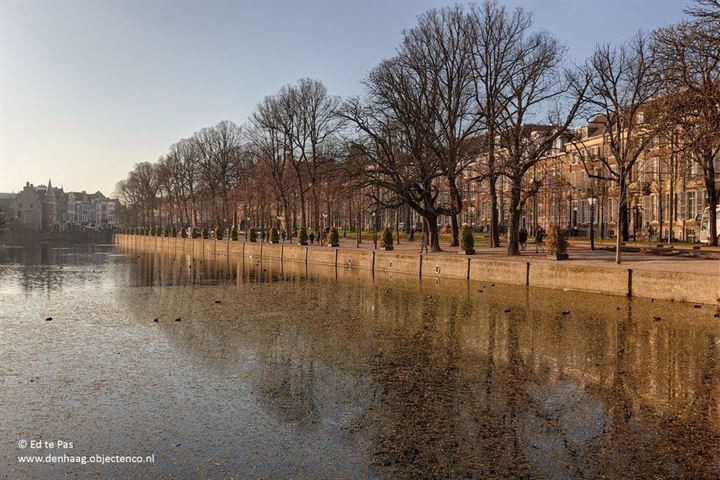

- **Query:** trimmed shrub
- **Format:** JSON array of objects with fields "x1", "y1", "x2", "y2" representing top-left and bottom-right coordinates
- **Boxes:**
[
  {"x1": 171, "y1": 226, "x2": 178, "y2": 237},
  {"x1": 215, "y1": 226, "x2": 223, "y2": 240},
  {"x1": 270, "y1": 227, "x2": 280, "y2": 243},
  {"x1": 231, "y1": 225, "x2": 238, "y2": 241},
  {"x1": 191, "y1": 228, "x2": 199, "y2": 239},
  {"x1": 460, "y1": 224, "x2": 475, "y2": 253},
  {"x1": 382, "y1": 227, "x2": 394, "y2": 250},
  {"x1": 156, "y1": 226, "x2": 162, "y2": 237},
  {"x1": 547, "y1": 226, "x2": 568, "y2": 255},
  {"x1": 327, "y1": 227, "x2": 339, "y2": 246},
  {"x1": 201, "y1": 226, "x2": 209, "y2": 239},
  {"x1": 298, "y1": 226, "x2": 308, "y2": 245},
  {"x1": 164, "y1": 226, "x2": 171, "y2": 237},
  {"x1": 180, "y1": 227, "x2": 187, "y2": 238},
  {"x1": 248, "y1": 228, "x2": 257, "y2": 242}
]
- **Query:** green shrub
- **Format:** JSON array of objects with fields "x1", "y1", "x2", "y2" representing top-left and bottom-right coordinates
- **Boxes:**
[
  {"x1": 547, "y1": 226, "x2": 568, "y2": 255},
  {"x1": 164, "y1": 226, "x2": 171, "y2": 237},
  {"x1": 327, "y1": 227, "x2": 339, "y2": 246},
  {"x1": 191, "y1": 228, "x2": 199, "y2": 239},
  {"x1": 460, "y1": 224, "x2": 474, "y2": 252},
  {"x1": 215, "y1": 225, "x2": 223, "y2": 240},
  {"x1": 156, "y1": 226, "x2": 162, "y2": 237},
  {"x1": 382, "y1": 227, "x2": 394, "y2": 249},
  {"x1": 201, "y1": 226, "x2": 209, "y2": 239},
  {"x1": 270, "y1": 227, "x2": 280, "y2": 243},
  {"x1": 298, "y1": 226, "x2": 308, "y2": 244},
  {"x1": 231, "y1": 225, "x2": 238, "y2": 241},
  {"x1": 171, "y1": 226, "x2": 178, "y2": 237},
  {"x1": 180, "y1": 227, "x2": 187, "y2": 238},
  {"x1": 248, "y1": 228, "x2": 257, "y2": 242}
]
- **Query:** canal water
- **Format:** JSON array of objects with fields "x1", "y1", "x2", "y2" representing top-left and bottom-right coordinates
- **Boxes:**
[{"x1": 1, "y1": 244, "x2": 719, "y2": 479}]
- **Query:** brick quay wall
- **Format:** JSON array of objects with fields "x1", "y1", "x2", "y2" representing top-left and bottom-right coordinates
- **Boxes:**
[{"x1": 115, "y1": 234, "x2": 719, "y2": 306}]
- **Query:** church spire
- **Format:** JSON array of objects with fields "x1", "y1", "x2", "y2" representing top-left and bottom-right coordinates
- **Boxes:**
[{"x1": 47, "y1": 178, "x2": 56, "y2": 202}]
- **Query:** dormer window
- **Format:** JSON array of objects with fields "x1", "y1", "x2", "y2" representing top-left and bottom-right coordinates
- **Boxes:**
[{"x1": 636, "y1": 112, "x2": 644, "y2": 124}]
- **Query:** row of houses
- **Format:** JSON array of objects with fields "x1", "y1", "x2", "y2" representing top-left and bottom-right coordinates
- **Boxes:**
[
  {"x1": 453, "y1": 118, "x2": 718, "y2": 243},
  {"x1": 0, "y1": 180, "x2": 119, "y2": 232}
]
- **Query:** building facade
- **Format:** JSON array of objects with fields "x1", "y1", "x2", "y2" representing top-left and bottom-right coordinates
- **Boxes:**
[
  {"x1": 463, "y1": 121, "x2": 720, "y2": 243},
  {"x1": 7, "y1": 180, "x2": 118, "y2": 232}
]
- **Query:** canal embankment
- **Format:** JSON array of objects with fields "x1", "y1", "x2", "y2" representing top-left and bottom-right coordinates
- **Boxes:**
[{"x1": 115, "y1": 234, "x2": 720, "y2": 306}]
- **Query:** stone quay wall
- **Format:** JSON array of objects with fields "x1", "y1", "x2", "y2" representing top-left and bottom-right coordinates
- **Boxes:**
[{"x1": 115, "y1": 234, "x2": 719, "y2": 306}]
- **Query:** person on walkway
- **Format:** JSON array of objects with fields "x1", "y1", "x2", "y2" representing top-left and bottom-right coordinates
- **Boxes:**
[
  {"x1": 535, "y1": 228, "x2": 545, "y2": 253},
  {"x1": 309, "y1": 232, "x2": 315, "y2": 245},
  {"x1": 519, "y1": 227, "x2": 528, "y2": 250}
]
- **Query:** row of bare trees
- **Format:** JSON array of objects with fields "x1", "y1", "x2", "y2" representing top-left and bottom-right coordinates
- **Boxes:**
[{"x1": 117, "y1": 0, "x2": 720, "y2": 260}]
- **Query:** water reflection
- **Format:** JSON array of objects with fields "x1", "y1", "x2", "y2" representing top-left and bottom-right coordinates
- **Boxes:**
[
  {"x1": 120, "y1": 250, "x2": 720, "y2": 478},
  {"x1": 0, "y1": 244, "x2": 123, "y2": 295},
  {"x1": 3, "y1": 246, "x2": 719, "y2": 478}
]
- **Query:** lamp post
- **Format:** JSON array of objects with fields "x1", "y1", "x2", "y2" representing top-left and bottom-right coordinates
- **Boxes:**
[
  {"x1": 371, "y1": 212, "x2": 377, "y2": 250},
  {"x1": 356, "y1": 186, "x2": 362, "y2": 248},
  {"x1": 588, "y1": 197, "x2": 597, "y2": 251}
]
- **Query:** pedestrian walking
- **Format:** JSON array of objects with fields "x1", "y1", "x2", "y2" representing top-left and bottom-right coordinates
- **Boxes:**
[
  {"x1": 535, "y1": 228, "x2": 545, "y2": 253},
  {"x1": 309, "y1": 232, "x2": 315, "y2": 244},
  {"x1": 519, "y1": 227, "x2": 528, "y2": 250}
]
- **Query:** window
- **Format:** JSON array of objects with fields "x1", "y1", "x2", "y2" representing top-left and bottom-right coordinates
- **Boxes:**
[{"x1": 687, "y1": 191, "x2": 696, "y2": 220}]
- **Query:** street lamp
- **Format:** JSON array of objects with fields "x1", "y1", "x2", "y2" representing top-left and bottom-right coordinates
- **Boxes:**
[
  {"x1": 588, "y1": 197, "x2": 597, "y2": 251},
  {"x1": 371, "y1": 212, "x2": 377, "y2": 250}
]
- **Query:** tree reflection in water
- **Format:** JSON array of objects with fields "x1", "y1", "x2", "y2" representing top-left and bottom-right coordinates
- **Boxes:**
[{"x1": 114, "y1": 250, "x2": 720, "y2": 477}]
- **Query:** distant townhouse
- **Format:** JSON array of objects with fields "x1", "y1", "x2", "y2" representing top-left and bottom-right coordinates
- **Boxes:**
[{"x1": 8, "y1": 180, "x2": 119, "y2": 232}]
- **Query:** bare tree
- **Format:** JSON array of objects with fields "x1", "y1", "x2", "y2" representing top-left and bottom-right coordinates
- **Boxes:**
[
  {"x1": 247, "y1": 95, "x2": 293, "y2": 230},
  {"x1": 571, "y1": 32, "x2": 662, "y2": 263},
  {"x1": 400, "y1": 5, "x2": 481, "y2": 246},
  {"x1": 468, "y1": 0, "x2": 530, "y2": 248},
  {"x1": 341, "y1": 54, "x2": 447, "y2": 251},
  {"x1": 498, "y1": 26, "x2": 587, "y2": 256},
  {"x1": 116, "y1": 162, "x2": 160, "y2": 226},
  {"x1": 193, "y1": 120, "x2": 243, "y2": 227},
  {"x1": 292, "y1": 78, "x2": 343, "y2": 230},
  {"x1": 653, "y1": 20, "x2": 720, "y2": 245}
]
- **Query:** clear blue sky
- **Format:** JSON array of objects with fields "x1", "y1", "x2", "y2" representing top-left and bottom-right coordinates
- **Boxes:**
[{"x1": 0, "y1": 0, "x2": 689, "y2": 196}]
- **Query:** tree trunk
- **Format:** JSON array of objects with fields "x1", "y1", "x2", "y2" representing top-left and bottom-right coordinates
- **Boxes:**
[
  {"x1": 450, "y1": 214, "x2": 459, "y2": 247},
  {"x1": 489, "y1": 176, "x2": 500, "y2": 247},
  {"x1": 620, "y1": 201, "x2": 629, "y2": 242},
  {"x1": 507, "y1": 178, "x2": 522, "y2": 256},
  {"x1": 616, "y1": 178, "x2": 626, "y2": 264},
  {"x1": 427, "y1": 212, "x2": 442, "y2": 252},
  {"x1": 295, "y1": 170, "x2": 307, "y2": 229},
  {"x1": 705, "y1": 152, "x2": 718, "y2": 246},
  {"x1": 448, "y1": 178, "x2": 462, "y2": 247}
]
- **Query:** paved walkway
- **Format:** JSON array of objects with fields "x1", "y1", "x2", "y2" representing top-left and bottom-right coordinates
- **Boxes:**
[{"x1": 284, "y1": 237, "x2": 720, "y2": 276}]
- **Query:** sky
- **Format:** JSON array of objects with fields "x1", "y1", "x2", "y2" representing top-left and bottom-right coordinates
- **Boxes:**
[{"x1": 0, "y1": 0, "x2": 690, "y2": 196}]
